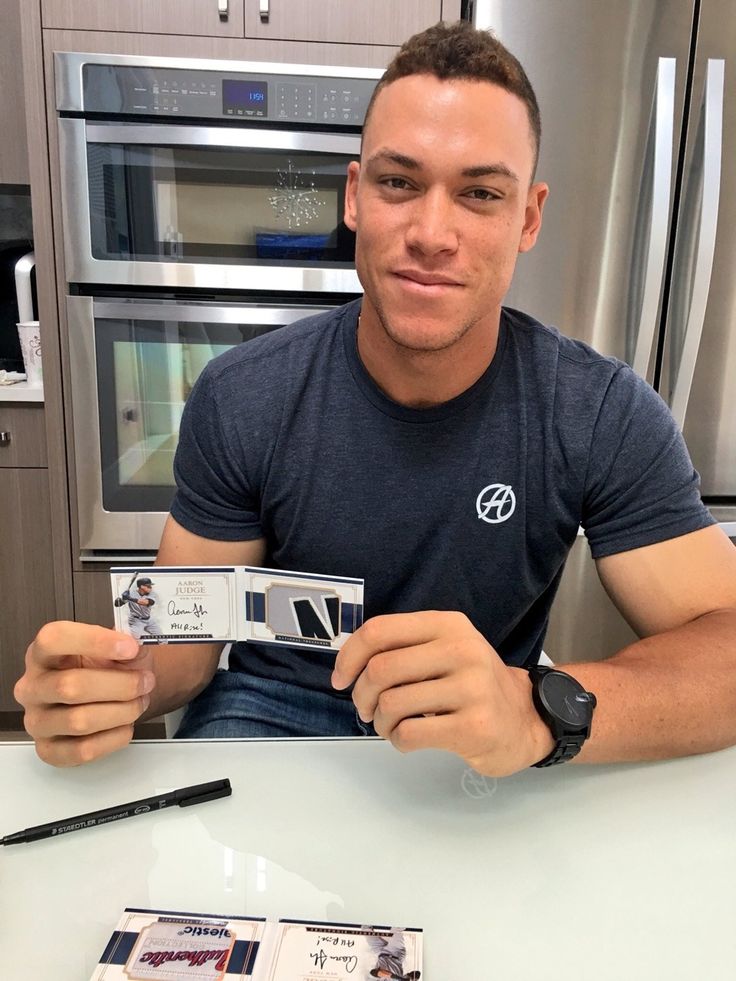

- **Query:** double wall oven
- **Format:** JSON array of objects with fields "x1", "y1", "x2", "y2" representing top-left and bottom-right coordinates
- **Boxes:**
[{"x1": 55, "y1": 53, "x2": 381, "y2": 556}]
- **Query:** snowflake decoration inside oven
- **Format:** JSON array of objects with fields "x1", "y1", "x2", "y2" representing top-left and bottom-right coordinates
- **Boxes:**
[{"x1": 268, "y1": 160, "x2": 326, "y2": 228}]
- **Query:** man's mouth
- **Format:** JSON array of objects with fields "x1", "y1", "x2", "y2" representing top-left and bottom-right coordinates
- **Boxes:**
[{"x1": 392, "y1": 269, "x2": 463, "y2": 293}]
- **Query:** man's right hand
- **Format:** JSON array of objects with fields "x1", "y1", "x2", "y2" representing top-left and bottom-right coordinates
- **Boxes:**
[{"x1": 14, "y1": 622, "x2": 156, "y2": 767}]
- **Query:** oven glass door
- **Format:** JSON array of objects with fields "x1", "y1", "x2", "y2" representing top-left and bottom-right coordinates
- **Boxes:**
[
  {"x1": 60, "y1": 120, "x2": 362, "y2": 292},
  {"x1": 68, "y1": 296, "x2": 336, "y2": 553}
]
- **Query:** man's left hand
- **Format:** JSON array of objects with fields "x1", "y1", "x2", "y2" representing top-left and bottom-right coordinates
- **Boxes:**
[{"x1": 332, "y1": 611, "x2": 554, "y2": 776}]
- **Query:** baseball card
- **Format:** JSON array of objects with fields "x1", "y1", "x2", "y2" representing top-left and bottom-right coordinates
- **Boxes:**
[
  {"x1": 90, "y1": 910, "x2": 422, "y2": 981},
  {"x1": 89, "y1": 908, "x2": 267, "y2": 980},
  {"x1": 110, "y1": 566, "x2": 364, "y2": 652},
  {"x1": 111, "y1": 568, "x2": 238, "y2": 644},
  {"x1": 264, "y1": 921, "x2": 423, "y2": 981}
]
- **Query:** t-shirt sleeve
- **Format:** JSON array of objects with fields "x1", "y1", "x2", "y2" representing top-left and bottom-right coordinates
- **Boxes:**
[
  {"x1": 170, "y1": 364, "x2": 264, "y2": 541},
  {"x1": 582, "y1": 364, "x2": 715, "y2": 559}
]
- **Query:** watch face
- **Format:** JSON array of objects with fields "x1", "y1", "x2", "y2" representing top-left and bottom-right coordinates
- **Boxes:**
[{"x1": 542, "y1": 673, "x2": 592, "y2": 726}]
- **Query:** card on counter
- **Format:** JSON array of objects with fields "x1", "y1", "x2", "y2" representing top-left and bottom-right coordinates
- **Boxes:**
[
  {"x1": 91, "y1": 909, "x2": 423, "y2": 981},
  {"x1": 90, "y1": 908, "x2": 267, "y2": 980},
  {"x1": 265, "y1": 920, "x2": 423, "y2": 981},
  {"x1": 110, "y1": 565, "x2": 364, "y2": 652}
]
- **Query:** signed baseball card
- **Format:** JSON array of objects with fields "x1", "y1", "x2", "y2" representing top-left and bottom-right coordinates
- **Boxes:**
[
  {"x1": 111, "y1": 568, "x2": 238, "y2": 644},
  {"x1": 110, "y1": 566, "x2": 364, "y2": 651},
  {"x1": 264, "y1": 921, "x2": 423, "y2": 981}
]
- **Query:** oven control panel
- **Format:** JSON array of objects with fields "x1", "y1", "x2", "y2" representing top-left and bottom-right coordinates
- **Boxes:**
[{"x1": 82, "y1": 64, "x2": 377, "y2": 125}]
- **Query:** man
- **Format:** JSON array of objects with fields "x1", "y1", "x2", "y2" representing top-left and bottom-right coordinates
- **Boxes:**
[
  {"x1": 15, "y1": 22, "x2": 736, "y2": 773},
  {"x1": 116, "y1": 577, "x2": 161, "y2": 642}
]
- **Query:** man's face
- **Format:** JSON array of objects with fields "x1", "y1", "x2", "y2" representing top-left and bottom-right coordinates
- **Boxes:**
[
  {"x1": 139, "y1": 584, "x2": 152, "y2": 594},
  {"x1": 344, "y1": 74, "x2": 548, "y2": 353}
]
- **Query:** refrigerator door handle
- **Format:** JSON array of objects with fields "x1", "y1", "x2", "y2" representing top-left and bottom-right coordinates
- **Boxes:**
[
  {"x1": 669, "y1": 59, "x2": 725, "y2": 429},
  {"x1": 631, "y1": 58, "x2": 677, "y2": 379}
]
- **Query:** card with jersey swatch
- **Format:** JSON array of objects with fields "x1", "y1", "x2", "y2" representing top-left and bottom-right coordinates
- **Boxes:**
[
  {"x1": 89, "y1": 908, "x2": 423, "y2": 981},
  {"x1": 110, "y1": 565, "x2": 364, "y2": 652}
]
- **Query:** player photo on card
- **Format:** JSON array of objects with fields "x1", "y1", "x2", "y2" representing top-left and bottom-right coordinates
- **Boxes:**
[{"x1": 111, "y1": 568, "x2": 238, "y2": 644}]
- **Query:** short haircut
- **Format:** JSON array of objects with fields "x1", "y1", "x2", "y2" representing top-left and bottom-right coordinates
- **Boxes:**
[{"x1": 362, "y1": 20, "x2": 541, "y2": 178}]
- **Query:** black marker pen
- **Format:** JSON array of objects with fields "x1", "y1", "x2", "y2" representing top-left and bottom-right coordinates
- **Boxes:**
[{"x1": 0, "y1": 778, "x2": 232, "y2": 846}]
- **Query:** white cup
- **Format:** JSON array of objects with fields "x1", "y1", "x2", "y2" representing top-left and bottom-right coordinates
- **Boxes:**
[{"x1": 16, "y1": 321, "x2": 42, "y2": 387}]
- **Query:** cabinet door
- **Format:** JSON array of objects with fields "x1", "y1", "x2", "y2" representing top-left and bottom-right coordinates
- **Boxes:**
[
  {"x1": 0, "y1": 405, "x2": 47, "y2": 468},
  {"x1": 73, "y1": 569, "x2": 118, "y2": 629},
  {"x1": 245, "y1": 0, "x2": 443, "y2": 45},
  {"x1": 0, "y1": 0, "x2": 29, "y2": 183},
  {"x1": 0, "y1": 469, "x2": 57, "y2": 711},
  {"x1": 41, "y1": 0, "x2": 245, "y2": 37}
]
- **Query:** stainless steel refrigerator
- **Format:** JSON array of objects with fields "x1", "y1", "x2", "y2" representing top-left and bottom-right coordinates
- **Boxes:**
[{"x1": 469, "y1": 0, "x2": 736, "y2": 662}]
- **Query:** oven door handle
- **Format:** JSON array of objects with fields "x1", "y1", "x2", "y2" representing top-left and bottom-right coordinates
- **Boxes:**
[
  {"x1": 85, "y1": 122, "x2": 361, "y2": 155},
  {"x1": 90, "y1": 299, "x2": 335, "y2": 325}
]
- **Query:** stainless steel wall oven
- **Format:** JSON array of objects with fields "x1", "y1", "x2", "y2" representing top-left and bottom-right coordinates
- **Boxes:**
[{"x1": 55, "y1": 53, "x2": 382, "y2": 556}]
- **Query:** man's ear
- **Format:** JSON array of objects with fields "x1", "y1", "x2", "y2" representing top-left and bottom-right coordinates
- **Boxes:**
[
  {"x1": 518, "y1": 181, "x2": 549, "y2": 254},
  {"x1": 344, "y1": 160, "x2": 361, "y2": 232}
]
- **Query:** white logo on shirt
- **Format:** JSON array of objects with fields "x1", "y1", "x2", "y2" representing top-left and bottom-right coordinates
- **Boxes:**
[{"x1": 476, "y1": 483, "x2": 516, "y2": 524}]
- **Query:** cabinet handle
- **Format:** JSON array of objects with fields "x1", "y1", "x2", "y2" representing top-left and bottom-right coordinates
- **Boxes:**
[
  {"x1": 218, "y1": 0, "x2": 228, "y2": 21},
  {"x1": 0, "y1": 432, "x2": 11, "y2": 445},
  {"x1": 259, "y1": 0, "x2": 270, "y2": 22}
]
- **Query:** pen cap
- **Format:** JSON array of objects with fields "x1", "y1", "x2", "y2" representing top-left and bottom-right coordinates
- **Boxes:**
[{"x1": 178, "y1": 779, "x2": 232, "y2": 806}]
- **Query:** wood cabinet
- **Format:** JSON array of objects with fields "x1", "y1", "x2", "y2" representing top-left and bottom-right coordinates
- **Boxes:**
[
  {"x1": 41, "y1": 0, "x2": 460, "y2": 43},
  {"x1": 41, "y1": 0, "x2": 246, "y2": 37},
  {"x1": 0, "y1": 406, "x2": 57, "y2": 713},
  {"x1": 73, "y1": 568, "x2": 121, "y2": 629},
  {"x1": 0, "y1": 405, "x2": 48, "y2": 469},
  {"x1": 245, "y1": 0, "x2": 444, "y2": 45},
  {"x1": 0, "y1": 0, "x2": 30, "y2": 183}
]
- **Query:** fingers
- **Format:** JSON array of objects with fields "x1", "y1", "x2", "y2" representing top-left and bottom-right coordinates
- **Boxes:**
[
  {"x1": 367, "y1": 675, "x2": 455, "y2": 726},
  {"x1": 379, "y1": 711, "x2": 462, "y2": 755},
  {"x1": 370, "y1": 679, "x2": 497, "y2": 763},
  {"x1": 29, "y1": 621, "x2": 140, "y2": 671},
  {"x1": 333, "y1": 611, "x2": 465, "y2": 689},
  {"x1": 21, "y1": 663, "x2": 155, "y2": 713},
  {"x1": 17, "y1": 656, "x2": 155, "y2": 709},
  {"x1": 26, "y1": 694, "x2": 152, "y2": 740},
  {"x1": 34, "y1": 724, "x2": 140, "y2": 768},
  {"x1": 14, "y1": 620, "x2": 154, "y2": 768},
  {"x1": 350, "y1": 641, "x2": 452, "y2": 721}
]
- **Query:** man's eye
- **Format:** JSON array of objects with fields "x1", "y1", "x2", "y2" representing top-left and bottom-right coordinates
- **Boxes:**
[
  {"x1": 382, "y1": 176, "x2": 413, "y2": 190},
  {"x1": 466, "y1": 188, "x2": 500, "y2": 201}
]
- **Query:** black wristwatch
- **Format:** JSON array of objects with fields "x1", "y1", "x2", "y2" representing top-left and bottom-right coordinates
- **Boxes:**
[{"x1": 528, "y1": 666, "x2": 597, "y2": 767}]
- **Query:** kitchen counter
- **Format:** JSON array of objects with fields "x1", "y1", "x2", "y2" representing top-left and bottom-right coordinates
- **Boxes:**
[{"x1": 0, "y1": 380, "x2": 43, "y2": 402}]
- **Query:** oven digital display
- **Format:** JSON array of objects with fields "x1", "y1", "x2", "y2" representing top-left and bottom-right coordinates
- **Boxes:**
[{"x1": 222, "y1": 79, "x2": 268, "y2": 117}]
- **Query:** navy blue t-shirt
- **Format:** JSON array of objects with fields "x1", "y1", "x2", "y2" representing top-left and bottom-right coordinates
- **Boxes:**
[{"x1": 171, "y1": 298, "x2": 714, "y2": 692}]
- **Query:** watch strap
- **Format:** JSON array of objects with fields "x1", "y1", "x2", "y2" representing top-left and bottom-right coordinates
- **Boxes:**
[{"x1": 532, "y1": 732, "x2": 587, "y2": 767}]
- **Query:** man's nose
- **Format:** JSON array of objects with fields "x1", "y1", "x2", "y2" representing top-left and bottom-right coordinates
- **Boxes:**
[{"x1": 404, "y1": 189, "x2": 459, "y2": 255}]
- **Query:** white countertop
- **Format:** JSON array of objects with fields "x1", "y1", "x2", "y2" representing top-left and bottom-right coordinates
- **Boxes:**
[
  {"x1": 1, "y1": 737, "x2": 735, "y2": 980},
  {"x1": 0, "y1": 380, "x2": 43, "y2": 402}
]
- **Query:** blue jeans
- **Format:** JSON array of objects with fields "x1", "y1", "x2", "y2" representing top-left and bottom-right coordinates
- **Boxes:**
[{"x1": 174, "y1": 670, "x2": 376, "y2": 739}]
